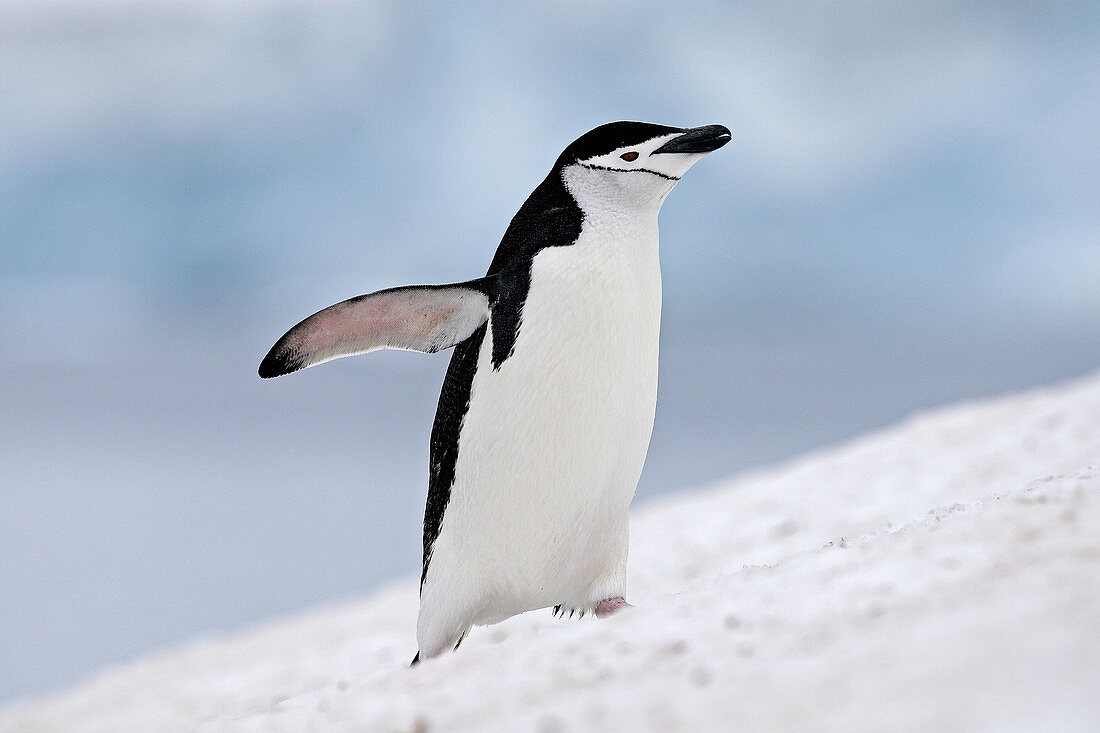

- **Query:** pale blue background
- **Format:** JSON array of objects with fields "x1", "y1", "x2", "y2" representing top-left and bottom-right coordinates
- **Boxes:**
[{"x1": 2, "y1": 0, "x2": 1098, "y2": 703}]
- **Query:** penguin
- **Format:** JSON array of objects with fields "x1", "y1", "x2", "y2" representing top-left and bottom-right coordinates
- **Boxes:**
[{"x1": 259, "y1": 121, "x2": 731, "y2": 662}]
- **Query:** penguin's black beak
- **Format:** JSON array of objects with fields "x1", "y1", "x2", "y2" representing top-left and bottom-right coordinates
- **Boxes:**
[{"x1": 653, "y1": 125, "x2": 731, "y2": 154}]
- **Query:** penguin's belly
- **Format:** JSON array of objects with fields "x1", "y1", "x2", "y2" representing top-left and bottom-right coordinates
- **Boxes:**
[{"x1": 429, "y1": 230, "x2": 661, "y2": 622}]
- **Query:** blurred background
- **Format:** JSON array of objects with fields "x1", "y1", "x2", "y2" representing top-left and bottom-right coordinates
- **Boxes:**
[{"x1": 2, "y1": 0, "x2": 1097, "y2": 704}]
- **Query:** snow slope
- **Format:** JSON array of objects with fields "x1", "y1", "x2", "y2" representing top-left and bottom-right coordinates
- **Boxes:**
[{"x1": 4, "y1": 372, "x2": 1099, "y2": 732}]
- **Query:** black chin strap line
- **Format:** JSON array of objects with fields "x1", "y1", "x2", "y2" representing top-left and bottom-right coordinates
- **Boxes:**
[{"x1": 579, "y1": 162, "x2": 681, "y2": 182}]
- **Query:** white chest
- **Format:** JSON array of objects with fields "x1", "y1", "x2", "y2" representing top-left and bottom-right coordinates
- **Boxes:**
[
  {"x1": 497, "y1": 212, "x2": 662, "y2": 468},
  {"x1": 426, "y1": 214, "x2": 663, "y2": 618}
]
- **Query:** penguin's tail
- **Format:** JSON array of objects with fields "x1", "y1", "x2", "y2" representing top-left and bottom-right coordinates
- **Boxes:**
[{"x1": 409, "y1": 630, "x2": 463, "y2": 666}]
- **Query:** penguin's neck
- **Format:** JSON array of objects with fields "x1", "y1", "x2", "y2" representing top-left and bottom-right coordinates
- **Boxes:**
[{"x1": 561, "y1": 165, "x2": 675, "y2": 228}]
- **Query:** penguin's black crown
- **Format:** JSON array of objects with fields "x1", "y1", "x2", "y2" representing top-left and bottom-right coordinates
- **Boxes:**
[{"x1": 554, "y1": 121, "x2": 731, "y2": 168}]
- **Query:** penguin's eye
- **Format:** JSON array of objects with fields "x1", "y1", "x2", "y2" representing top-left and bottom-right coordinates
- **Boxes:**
[{"x1": 620, "y1": 151, "x2": 639, "y2": 162}]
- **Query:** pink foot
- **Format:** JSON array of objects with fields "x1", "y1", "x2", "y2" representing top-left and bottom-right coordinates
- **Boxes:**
[{"x1": 595, "y1": 596, "x2": 632, "y2": 619}]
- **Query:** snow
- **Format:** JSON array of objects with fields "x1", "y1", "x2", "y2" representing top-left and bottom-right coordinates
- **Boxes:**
[{"x1": 3, "y1": 372, "x2": 1098, "y2": 732}]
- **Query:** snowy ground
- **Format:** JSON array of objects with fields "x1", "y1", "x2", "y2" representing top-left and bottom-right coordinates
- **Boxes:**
[{"x1": 3, "y1": 372, "x2": 1098, "y2": 732}]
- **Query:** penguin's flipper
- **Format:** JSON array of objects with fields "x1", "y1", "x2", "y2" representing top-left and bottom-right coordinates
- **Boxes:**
[{"x1": 259, "y1": 281, "x2": 490, "y2": 378}]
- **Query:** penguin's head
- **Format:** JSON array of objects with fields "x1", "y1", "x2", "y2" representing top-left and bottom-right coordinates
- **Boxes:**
[{"x1": 556, "y1": 121, "x2": 731, "y2": 209}]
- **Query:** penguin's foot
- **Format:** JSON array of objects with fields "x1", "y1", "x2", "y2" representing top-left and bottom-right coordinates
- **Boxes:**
[
  {"x1": 594, "y1": 596, "x2": 632, "y2": 618},
  {"x1": 551, "y1": 597, "x2": 632, "y2": 620}
]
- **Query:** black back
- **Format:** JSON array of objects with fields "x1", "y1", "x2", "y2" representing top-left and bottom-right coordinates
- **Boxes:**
[{"x1": 419, "y1": 122, "x2": 680, "y2": 586}]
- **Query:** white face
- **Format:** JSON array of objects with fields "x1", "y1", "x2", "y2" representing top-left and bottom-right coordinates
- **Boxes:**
[{"x1": 561, "y1": 133, "x2": 714, "y2": 213}]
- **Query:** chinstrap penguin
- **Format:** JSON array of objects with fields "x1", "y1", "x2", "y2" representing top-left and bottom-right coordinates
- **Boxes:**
[{"x1": 259, "y1": 121, "x2": 731, "y2": 662}]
